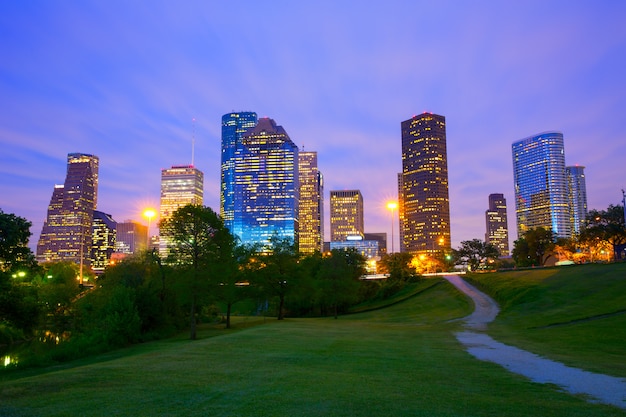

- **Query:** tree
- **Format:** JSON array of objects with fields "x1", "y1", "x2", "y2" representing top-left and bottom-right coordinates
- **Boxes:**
[
  {"x1": 0, "y1": 209, "x2": 37, "y2": 273},
  {"x1": 378, "y1": 252, "x2": 419, "y2": 282},
  {"x1": 214, "y1": 243, "x2": 256, "y2": 329},
  {"x1": 512, "y1": 227, "x2": 555, "y2": 267},
  {"x1": 580, "y1": 205, "x2": 626, "y2": 261},
  {"x1": 453, "y1": 239, "x2": 500, "y2": 271},
  {"x1": 317, "y1": 249, "x2": 365, "y2": 318},
  {"x1": 255, "y1": 235, "x2": 300, "y2": 320},
  {"x1": 160, "y1": 205, "x2": 235, "y2": 339}
]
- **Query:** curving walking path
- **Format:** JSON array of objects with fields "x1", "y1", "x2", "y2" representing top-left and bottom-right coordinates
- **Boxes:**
[{"x1": 444, "y1": 274, "x2": 626, "y2": 410}]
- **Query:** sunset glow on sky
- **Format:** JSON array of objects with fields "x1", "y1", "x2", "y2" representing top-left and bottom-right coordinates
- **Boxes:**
[{"x1": 1, "y1": 1, "x2": 625, "y2": 251}]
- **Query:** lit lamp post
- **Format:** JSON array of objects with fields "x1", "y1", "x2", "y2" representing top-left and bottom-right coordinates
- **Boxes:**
[
  {"x1": 143, "y1": 208, "x2": 156, "y2": 246},
  {"x1": 386, "y1": 201, "x2": 398, "y2": 253}
]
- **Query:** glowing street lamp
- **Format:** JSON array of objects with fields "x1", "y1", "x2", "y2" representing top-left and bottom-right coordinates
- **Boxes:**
[
  {"x1": 143, "y1": 208, "x2": 156, "y2": 241},
  {"x1": 387, "y1": 201, "x2": 398, "y2": 253}
]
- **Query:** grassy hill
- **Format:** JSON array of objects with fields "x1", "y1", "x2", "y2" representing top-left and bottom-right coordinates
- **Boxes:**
[
  {"x1": 1, "y1": 266, "x2": 625, "y2": 416},
  {"x1": 465, "y1": 262, "x2": 626, "y2": 377}
]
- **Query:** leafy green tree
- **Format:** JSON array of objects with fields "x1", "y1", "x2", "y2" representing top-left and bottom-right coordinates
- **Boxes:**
[
  {"x1": 512, "y1": 227, "x2": 555, "y2": 267},
  {"x1": 317, "y1": 249, "x2": 365, "y2": 318},
  {"x1": 0, "y1": 209, "x2": 37, "y2": 273},
  {"x1": 580, "y1": 205, "x2": 626, "y2": 261},
  {"x1": 214, "y1": 243, "x2": 256, "y2": 329},
  {"x1": 453, "y1": 239, "x2": 500, "y2": 271},
  {"x1": 160, "y1": 204, "x2": 235, "y2": 339},
  {"x1": 255, "y1": 235, "x2": 300, "y2": 320},
  {"x1": 378, "y1": 252, "x2": 419, "y2": 282},
  {"x1": 37, "y1": 262, "x2": 82, "y2": 332}
]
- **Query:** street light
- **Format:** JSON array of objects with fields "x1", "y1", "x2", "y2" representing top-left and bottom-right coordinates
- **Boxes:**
[
  {"x1": 386, "y1": 202, "x2": 398, "y2": 253},
  {"x1": 143, "y1": 208, "x2": 156, "y2": 243}
]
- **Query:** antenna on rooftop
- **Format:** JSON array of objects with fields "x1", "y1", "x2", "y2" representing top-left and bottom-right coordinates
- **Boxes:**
[{"x1": 191, "y1": 117, "x2": 196, "y2": 166}]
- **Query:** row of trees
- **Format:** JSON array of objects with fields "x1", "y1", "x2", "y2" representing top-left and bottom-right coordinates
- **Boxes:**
[
  {"x1": 512, "y1": 204, "x2": 626, "y2": 267},
  {"x1": 2, "y1": 206, "x2": 419, "y2": 362}
]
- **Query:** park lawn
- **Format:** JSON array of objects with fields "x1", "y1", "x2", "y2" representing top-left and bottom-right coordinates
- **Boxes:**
[
  {"x1": 465, "y1": 262, "x2": 626, "y2": 377},
  {"x1": 1, "y1": 279, "x2": 624, "y2": 416}
]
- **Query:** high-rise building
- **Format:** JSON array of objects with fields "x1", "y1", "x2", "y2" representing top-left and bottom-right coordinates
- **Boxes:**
[
  {"x1": 330, "y1": 190, "x2": 364, "y2": 242},
  {"x1": 37, "y1": 153, "x2": 99, "y2": 265},
  {"x1": 298, "y1": 151, "x2": 324, "y2": 254},
  {"x1": 364, "y1": 232, "x2": 387, "y2": 256},
  {"x1": 115, "y1": 221, "x2": 148, "y2": 255},
  {"x1": 91, "y1": 210, "x2": 116, "y2": 273},
  {"x1": 485, "y1": 193, "x2": 509, "y2": 256},
  {"x1": 226, "y1": 117, "x2": 299, "y2": 248},
  {"x1": 399, "y1": 113, "x2": 451, "y2": 254},
  {"x1": 566, "y1": 165, "x2": 588, "y2": 236},
  {"x1": 512, "y1": 132, "x2": 570, "y2": 239},
  {"x1": 221, "y1": 112, "x2": 258, "y2": 231},
  {"x1": 159, "y1": 165, "x2": 204, "y2": 256}
]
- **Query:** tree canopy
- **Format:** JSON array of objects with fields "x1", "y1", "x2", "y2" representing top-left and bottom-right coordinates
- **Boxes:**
[{"x1": 453, "y1": 239, "x2": 500, "y2": 271}]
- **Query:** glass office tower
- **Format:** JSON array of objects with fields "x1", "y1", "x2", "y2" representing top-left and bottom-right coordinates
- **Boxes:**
[
  {"x1": 229, "y1": 117, "x2": 299, "y2": 248},
  {"x1": 566, "y1": 165, "x2": 588, "y2": 236},
  {"x1": 298, "y1": 151, "x2": 324, "y2": 254},
  {"x1": 512, "y1": 132, "x2": 570, "y2": 239},
  {"x1": 400, "y1": 113, "x2": 451, "y2": 254},
  {"x1": 37, "y1": 153, "x2": 99, "y2": 265},
  {"x1": 221, "y1": 112, "x2": 258, "y2": 231},
  {"x1": 485, "y1": 193, "x2": 509, "y2": 256}
]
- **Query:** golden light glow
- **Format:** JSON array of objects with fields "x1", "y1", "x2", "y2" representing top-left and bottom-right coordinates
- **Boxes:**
[
  {"x1": 143, "y1": 208, "x2": 156, "y2": 220},
  {"x1": 386, "y1": 201, "x2": 398, "y2": 210}
]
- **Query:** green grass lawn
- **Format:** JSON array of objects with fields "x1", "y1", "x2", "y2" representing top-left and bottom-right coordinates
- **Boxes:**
[
  {"x1": 465, "y1": 262, "x2": 626, "y2": 377},
  {"x1": 1, "y1": 276, "x2": 625, "y2": 416}
]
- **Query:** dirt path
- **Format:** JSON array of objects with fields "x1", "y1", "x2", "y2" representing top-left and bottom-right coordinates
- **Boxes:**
[{"x1": 444, "y1": 274, "x2": 626, "y2": 410}]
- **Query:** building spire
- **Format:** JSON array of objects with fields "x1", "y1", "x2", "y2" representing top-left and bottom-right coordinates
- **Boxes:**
[{"x1": 191, "y1": 117, "x2": 196, "y2": 166}]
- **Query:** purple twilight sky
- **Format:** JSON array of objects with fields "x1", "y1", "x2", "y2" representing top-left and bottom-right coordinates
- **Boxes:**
[{"x1": 1, "y1": 1, "x2": 625, "y2": 252}]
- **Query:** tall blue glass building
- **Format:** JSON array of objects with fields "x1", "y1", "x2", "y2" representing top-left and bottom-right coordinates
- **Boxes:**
[
  {"x1": 221, "y1": 112, "x2": 258, "y2": 231},
  {"x1": 222, "y1": 116, "x2": 299, "y2": 248},
  {"x1": 512, "y1": 132, "x2": 571, "y2": 239}
]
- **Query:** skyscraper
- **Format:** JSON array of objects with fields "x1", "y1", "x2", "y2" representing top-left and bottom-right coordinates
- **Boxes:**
[
  {"x1": 485, "y1": 193, "x2": 509, "y2": 256},
  {"x1": 115, "y1": 221, "x2": 148, "y2": 255},
  {"x1": 159, "y1": 165, "x2": 204, "y2": 256},
  {"x1": 221, "y1": 112, "x2": 258, "y2": 231},
  {"x1": 330, "y1": 190, "x2": 364, "y2": 242},
  {"x1": 227, "y1": 117, "x2": 299, "y2": 248},
  {"x1": 37, "y1": 153, "x2": 99, "y2": 265},
  {"x1": 399, "y1": 113, "x2": 451, "y2": 254},
  {"x1": 566, "y1": 165, "x2": 588, "y2": 236},
  {"x1": 512, "y1": 132, "x2": 570, "y2": 239},
  {"x1": 91, "y1": 210, "x2": 116, "y2": 273},
  {"x1": 298, "y1": 151, "x2": 324, "y2": 254}
]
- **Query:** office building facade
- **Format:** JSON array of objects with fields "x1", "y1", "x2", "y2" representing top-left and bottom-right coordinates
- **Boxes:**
[
  {"x1": 566, "y1": 165, "x2": 588, "y2": 236},
  {"x1": 330, "y1": 190, "x2": 364, "y2": 242},
  {"x1": 485, "y1": 193, "x2": 509, "y2": 256},
  {"x1": 37, "y1": 153, "x2": 99, "y2": 265},
  {"x1": 91, "y1": 210, "x2": 116, "y2": 273},
  {"x1": 399, "y1": 113, "x2": 451, "y2": 254},
  {"x1": 221, "y1": 112, "x2": 258, "y2": 231},
  {"x1": 159, "y1": 165, "x2": 204, "y2": 256},
  {"x1": 115, "y1": 221, "x2": 148, "y2": 254},
  {"x1": 512, "y1": 132, "x2": 570, "y2": 239},
  {"x1": 298, "y1": 151, "x2": 324, "y2": 253},
  {"x1": 227, "y1": 117, "x2": 299, "y2": 248}
]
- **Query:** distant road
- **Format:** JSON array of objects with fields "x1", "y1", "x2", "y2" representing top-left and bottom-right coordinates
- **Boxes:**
[{"x1": 444, "y1": 274, "x2": 626, "y2": 410}]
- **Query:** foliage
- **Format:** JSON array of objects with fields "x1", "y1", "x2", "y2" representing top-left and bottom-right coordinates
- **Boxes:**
[
  {"x1": 160, "y1": 204, "x2": 235, "y2": 339},
  {"x1": 0, "y1": 209, "x2": 37, "y2": 273},
  {"x1": 452, "y1": 238, "x2": 500, "y2": 271},
  {"x1": 316, "y1": 249, "x2": 365, "y2": 318},
  {"x1": 580, "y1": 204, "x2": 626, "y2": 261},
  {"x1": 252, "y1": 235, "x2": 300, "y2": 320},
  {"x1": 512, "y1": 227, "x2": 555, "y2": 267},
  {"x1": 378, "y1": 252, "x2": 419, "y2": 282}
]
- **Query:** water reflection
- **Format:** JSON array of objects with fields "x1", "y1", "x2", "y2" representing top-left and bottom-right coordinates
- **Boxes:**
[{"x1": 1, "y1": 330, "x2": 71, "y2": 368}]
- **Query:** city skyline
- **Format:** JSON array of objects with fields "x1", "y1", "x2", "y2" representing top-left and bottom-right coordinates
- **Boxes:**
[{"x1": 2, "y1": 2, "x2": 625, "y2": 252}]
